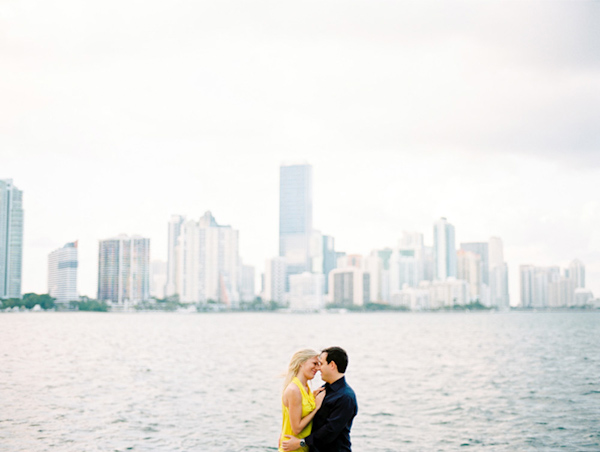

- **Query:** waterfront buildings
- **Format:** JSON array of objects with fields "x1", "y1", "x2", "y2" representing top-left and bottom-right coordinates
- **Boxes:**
[
  {"x1": 362, "y1": 253, "x2": 384, "y2": 303},
  {"x1": 460, "y1": 242, "x2": 490, "y2": 286},
  {"x1": 0, "y1": 179, "x2": 23, "y2": 299},
  {"x1": 488, "y1": 237, "x2": 510, "y2": 309},
  {"x1": 433, "y1": 218, "x2": 457, "y2": 280},
  {"x1": 568, "y1": 259, "x2": 585, "y2": 288},
  {"x1": 165, "y1": 215, "x2": 185, "y2": 298},
  {"x1": 264, "y1": 256, "x2": 286, "y2": 304},
  {"x1": 98, "y1": 235, "x2": 150, "y2": 306},
  {"x1": 548, "y1": 277, "x2": 575, "y2": 307},
  {"x1": 456, "y1": 249, "x2": 482, "y2": 302},
  {"x1": 520, "y1": 265, "x2": 560, "y2": 308},
  {"x1": 391, "y1": 278, "x2": 469, "y2": 310},
  {"x1": 150, "y1": 260, "x2": 167, "y2": 300},
  {"x1": 173, "y1": 212, "x2": 240, "y2": 305},
  {"x1": 337, "y1": 254, "x2": 362, "y2": 269},
  {"x1": 279, "y1": 163, "x2": 313, "y2": 281},
  {"x1": 520, "y1": 260, "x2": 589, "y2": 308},
  {"x1": 48, "y1": 242, "x2": 78, "y2": 304},
  {"x1": 574, "y1": 288, "x2": 594, "y2": 307},
  {"x1": 322, "y1": 235, "x2": 337, "y2": 293},
  {"x1": 329, "y1": 267, "x2": 369, "y2": 306},
  {"x1": 289, "y1": 272, "x2": 324, "y2": 310},
  {"x1": 240, "y1": 264, "x2": 256, "y2": 303}
]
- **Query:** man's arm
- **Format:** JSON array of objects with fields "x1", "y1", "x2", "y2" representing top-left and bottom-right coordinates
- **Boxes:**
[{"x1": 305, "y1": 395, "x2": 356, "y2": 447}]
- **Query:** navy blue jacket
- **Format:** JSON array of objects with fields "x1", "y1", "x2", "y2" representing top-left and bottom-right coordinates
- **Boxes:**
[{"x1": 305, "y1": 376, "x2": 358, "y2": 452}]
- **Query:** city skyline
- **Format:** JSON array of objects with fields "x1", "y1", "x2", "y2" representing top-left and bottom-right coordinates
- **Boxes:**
[
  {"x1": 2, "y1": 1, "x2": 599, "y2": 302},
  {"x1": 2, "y1": 174, "x2": 593, "y2": 310}
]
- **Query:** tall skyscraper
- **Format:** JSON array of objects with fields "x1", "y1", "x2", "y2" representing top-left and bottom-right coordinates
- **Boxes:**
[
  {"x1": 520, "y1": 265, "x2": 560, "y2": 308},
  {"x1": 363, "y1": 253, "x2": 384, "y2": 302},
  {"x1": 240, "y1": 264, "x2": 256, "y2": 302},
  {"x1": 460, "y1": 242, "x2": 489, "y2": 285},
  {"x1": 433, "y1": 218, "x2": 457, "y2": 280},
  {"x1": 165, "y1": 215, "x2": 185, "y2": 298},
  {"x1": 264, "y1": 256, "x2": 287, "y2": 304},
  {"x1": 390, "y1": 232, "x2": 428, "y2": 294},
  {"x1": 289, "y1": 272, "x2": 324, "y2": 311},
  {"x1": 488, "y1": 237, "x2": 510, "y2": 309},
  {"x1": 98, "y1": 235, "x2": 150, "y2": 305},
  {"x1": 0, "y1": 179, "x2": 23, "y2": 299},
  {"x1": 568, "y1": 259, "x2": 585, "y2": 288},
  {"x1": 329, "y1": 267, "x2": 369, "y2": 307},
  {"x1": 150, "y1": 260, "x2": 167, "y2": 300},
  {"x1": 456, "y1": 249, "x2": 482, "y2": 302},
  {"x1": 174, "y1": 212, "x2": 240, "y2": 305},
  {"x1": 48, "y1": 242, "x2": 78, "y2": 304},
  {"x1": 322, "y1": 235, "x2": 337, "y2": 293},
  {"x1": 279, "y1": 163, "x2": 313, "y2": 280}
]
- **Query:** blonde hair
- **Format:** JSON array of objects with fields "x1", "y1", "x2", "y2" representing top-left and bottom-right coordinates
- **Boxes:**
[{"x1": 282, "y1": 349, "x2": 319, "y2": 392}]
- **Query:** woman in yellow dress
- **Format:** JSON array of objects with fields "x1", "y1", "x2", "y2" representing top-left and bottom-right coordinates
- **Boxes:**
[{"x1": 278, "y1": 349, "x2": 326, "y2": 452}]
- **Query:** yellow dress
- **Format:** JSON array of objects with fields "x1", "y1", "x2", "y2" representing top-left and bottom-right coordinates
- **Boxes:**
[{"x1": 279, "y1": 377, "x2": 316, "y2": 452}]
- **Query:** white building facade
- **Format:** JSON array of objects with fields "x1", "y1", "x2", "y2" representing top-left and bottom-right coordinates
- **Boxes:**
[
  {"x1": 329, "y1": 267, "x2": 369, "y2": 307},
  {"x1": 48, "y1": 242, "x2": 78, "y2": 304},
  {"x1": 289, "y1": 272, "x2": 324, "y2": 311},
  {"x1": 433, "y1": 218, "x2": 457, "y2": 280},
  {"x1": 175, "y1": 212, "x2": 240, "y2": 305},
  {"x1": 0, "y1": 179, "x2": 23, "y2": 299},
  {"x1": 264, "y1": 257, "x2": 287, "y2": 304},
  {"x1": 97, "y1": 235, "x2": 150, "y2": 305}
]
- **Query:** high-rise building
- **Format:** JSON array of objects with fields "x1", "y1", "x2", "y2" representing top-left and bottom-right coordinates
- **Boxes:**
[
  {"x1": 0, "y1": 179, "x2": 24, "y2": 299},
  {"x1": 460, "y1": 242, "x2": 489, "y2": 285},
  {"x1": 150, "y1": 260, "x2": 167, "y2": 300},
  {"x1": 548, "y1": 277, "x2": 576, "y2": 307},
  {"x1": 174, "y1": 212, "x2": 240, "y2": 305},
  {"x1": 568, "y1": 259, "x2": 585, "y2": 289},
  {"x1": 376, "y1": 248, "x2": 393, "y2": 303},
  {"x1": 390, "y1": 249, "x2": 420, "y2": 291},
  {"x1": 279, "y1": 163, "x2": 313, "y2": 281},
  {"x1": 488, "y1": 237, "x2": 509, "y2": 309},
  {"x1": 322, "y1": 235, "x2": 337, "y2": 293},
  {"x1": 48, "y1": 242, "x2": 78, "y2": 304},
  {"x1": 98, "y1": 235, "x2": 150, "y2": 305},
  {"x1": 520, "y1": 265, "x2": 560, "y2": 308},
  {"x1": 289, "y1": 272, "x2": 324, "y2": 311},
  {"x1": 574, "y1": 288, "x2": 594, "y2": 307},
  {"x1": 310, "y1": 230, "x2": 323, "y2": 273},
  {"x1": 456, "y1": 249, "x2": 481, "y2": 302},
  {"x1": 433, "y1": 218, "x2": 457, "y2": 280},
  {"x1": 240, "y1": 264, "x2": 256, "y2": 302},
  {"x1": 329, "y1": 267, "x2": 369, "y2": 306},
  {"x1": 363, "y1": 253, "x2": 384, "y2": 303},
  {"x1": 264, "y1": 257, "x2": 287, "y2": 304},
  {"x1": 165, "y1": 215, "x2": 185, "y2": 297},
  {"x1": 337, "y1": 254, "x2": 362, "y2": 269}
]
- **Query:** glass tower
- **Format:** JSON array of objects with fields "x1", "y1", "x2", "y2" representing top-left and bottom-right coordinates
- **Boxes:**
[
  {"x1": 279, "y1": 163, "x2": 313, "y2": 278},
  {"x1": 0, "y1": 179, "x2": 24, "y2": 299}
]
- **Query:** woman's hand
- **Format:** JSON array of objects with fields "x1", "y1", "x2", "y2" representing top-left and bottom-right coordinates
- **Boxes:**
[
  {"x1": 314, "y1": 386, "x2": 325, "y2": 396},
  {"x1": 315, "y1": 390, "x2": 326, "y2": 410}
]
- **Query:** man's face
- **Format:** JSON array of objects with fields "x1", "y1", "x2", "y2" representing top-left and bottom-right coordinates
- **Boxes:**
[{"x1": 319, "y1": 352, "x2": 333, "y2": 383}]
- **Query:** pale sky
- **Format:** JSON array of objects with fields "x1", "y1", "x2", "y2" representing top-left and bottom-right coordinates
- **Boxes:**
[{"x1": 2, "y1": 1, "x2": 599, "y2": 303}]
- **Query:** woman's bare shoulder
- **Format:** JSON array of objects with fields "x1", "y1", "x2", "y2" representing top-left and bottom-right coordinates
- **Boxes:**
[{"x1": 282, "y1": 381, "x2": 302, "y2": 405}]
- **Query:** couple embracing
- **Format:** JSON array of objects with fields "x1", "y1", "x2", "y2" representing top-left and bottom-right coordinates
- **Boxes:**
[{"x1": 279, "y1": 347, "x2": 358, "y2": 452}]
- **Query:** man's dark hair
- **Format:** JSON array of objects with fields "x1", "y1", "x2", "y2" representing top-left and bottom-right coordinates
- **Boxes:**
[{"x1": 322, "y1": 346, "x2": 348, "y2": 373}]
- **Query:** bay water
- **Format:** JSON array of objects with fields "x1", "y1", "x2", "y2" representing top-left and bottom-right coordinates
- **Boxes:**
[{"x1": 1, "y1": 311, "x2": 599, "y2": 451}]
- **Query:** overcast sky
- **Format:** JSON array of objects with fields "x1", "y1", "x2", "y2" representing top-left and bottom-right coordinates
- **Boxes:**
[{"x1": 2, "y1": 1, "x2": 600, "y2": 303}]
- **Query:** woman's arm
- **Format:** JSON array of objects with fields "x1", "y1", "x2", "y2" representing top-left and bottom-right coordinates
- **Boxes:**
[{"x1": 285, "y1": 386, "x2": 325, "y2": 436}]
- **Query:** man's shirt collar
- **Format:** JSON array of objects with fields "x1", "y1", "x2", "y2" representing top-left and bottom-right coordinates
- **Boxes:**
[{"x1": 325, "y1": 375, "x2": 346, "y2": 392}]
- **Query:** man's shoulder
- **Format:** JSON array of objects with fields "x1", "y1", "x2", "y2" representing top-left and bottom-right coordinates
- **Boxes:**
[{"x1": 339, "y1": 382, "x2": 357, "y2": 406}]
